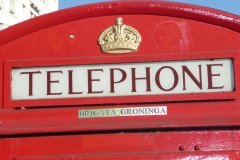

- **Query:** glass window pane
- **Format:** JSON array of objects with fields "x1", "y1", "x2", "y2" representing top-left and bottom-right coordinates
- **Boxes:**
[{"x1": 10, "y1": 0, "x2": 15, "y2": 14}]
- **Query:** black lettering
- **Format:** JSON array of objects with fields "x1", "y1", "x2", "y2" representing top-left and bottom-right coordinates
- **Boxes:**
[
  {"x1": 127, "y1": 109, "x2": 131, "y2": 115},
  {"x1": 121, "y1": 109, "x2": 126, "y2": 115},
  {"x1": 148, "y1": 108, "x2": 154, "y2": 114},
  {"x1": 139, "y1": 108, "x2": 145, "y2": 114},
  {"x1": 161, "y1": 108, "x2": 166, "y2": 113},
  {"x1": 154, "y1": 108, "x2": 160, "y2": 113},
  {"x1": 132, "y1": 109, "x2": 138, "y2": 114}
]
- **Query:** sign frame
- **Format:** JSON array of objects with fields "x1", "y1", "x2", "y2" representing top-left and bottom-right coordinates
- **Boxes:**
[
  {"x1": 0, "y1": 0, "x2": 239, "y2": 135},
  {"x1": 4, "y1": 51, "x2": 239, "y2": 109}
]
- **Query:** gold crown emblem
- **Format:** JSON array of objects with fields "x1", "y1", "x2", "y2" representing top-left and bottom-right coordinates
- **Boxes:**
[{"x1": 98, "y1": 17, "x2": 142, "y2": 54}]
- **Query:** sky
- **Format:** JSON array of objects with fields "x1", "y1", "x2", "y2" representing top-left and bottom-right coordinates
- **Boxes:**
[{"x1": 59, "y1": 0, "x2": 240, "y2": 16}]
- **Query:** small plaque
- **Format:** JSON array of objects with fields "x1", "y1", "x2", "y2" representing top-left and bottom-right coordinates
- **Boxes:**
[{"x1": 78, "y1": 106, "x2": 167, "y2": 118}]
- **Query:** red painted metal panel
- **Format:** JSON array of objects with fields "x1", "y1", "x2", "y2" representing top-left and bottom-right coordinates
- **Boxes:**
[
  {"x1": 1, "y1": 101, "x2": 240, "y2": 135},
  {"x1": 1, "y1": 131, "x2": 240, "y2": 160},
  {"x1": 0, "y1": 1, "x2": 240, "y2": 46},
  {"x1": 14, "y1": 152, "x2": 240, "y2": 160},
  {"x1": 0, "y1": 1, "x2": 240, "y2": 159}
]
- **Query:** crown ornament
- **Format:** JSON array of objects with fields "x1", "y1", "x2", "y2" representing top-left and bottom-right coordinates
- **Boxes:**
[{"x1": 98, "y1": 17, "x2": 142, "y2": 53}]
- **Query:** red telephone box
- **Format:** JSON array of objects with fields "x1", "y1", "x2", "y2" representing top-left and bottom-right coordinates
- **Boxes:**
[{"x1": 1, "y1": 1, "x2": 240, "y2": 159}]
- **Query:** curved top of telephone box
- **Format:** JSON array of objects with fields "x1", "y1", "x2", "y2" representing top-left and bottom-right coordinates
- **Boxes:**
[
  {"x1": 0, "y1": 1, "x2": 240, "y2": 46},
  {"x1": 1, "y1": 1, "x2": 240, "y2": 135}
]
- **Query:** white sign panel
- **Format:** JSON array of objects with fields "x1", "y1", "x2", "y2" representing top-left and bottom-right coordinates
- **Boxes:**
[{"x1": 11, "y1": 59, "x2": 234, "y2": 100}]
